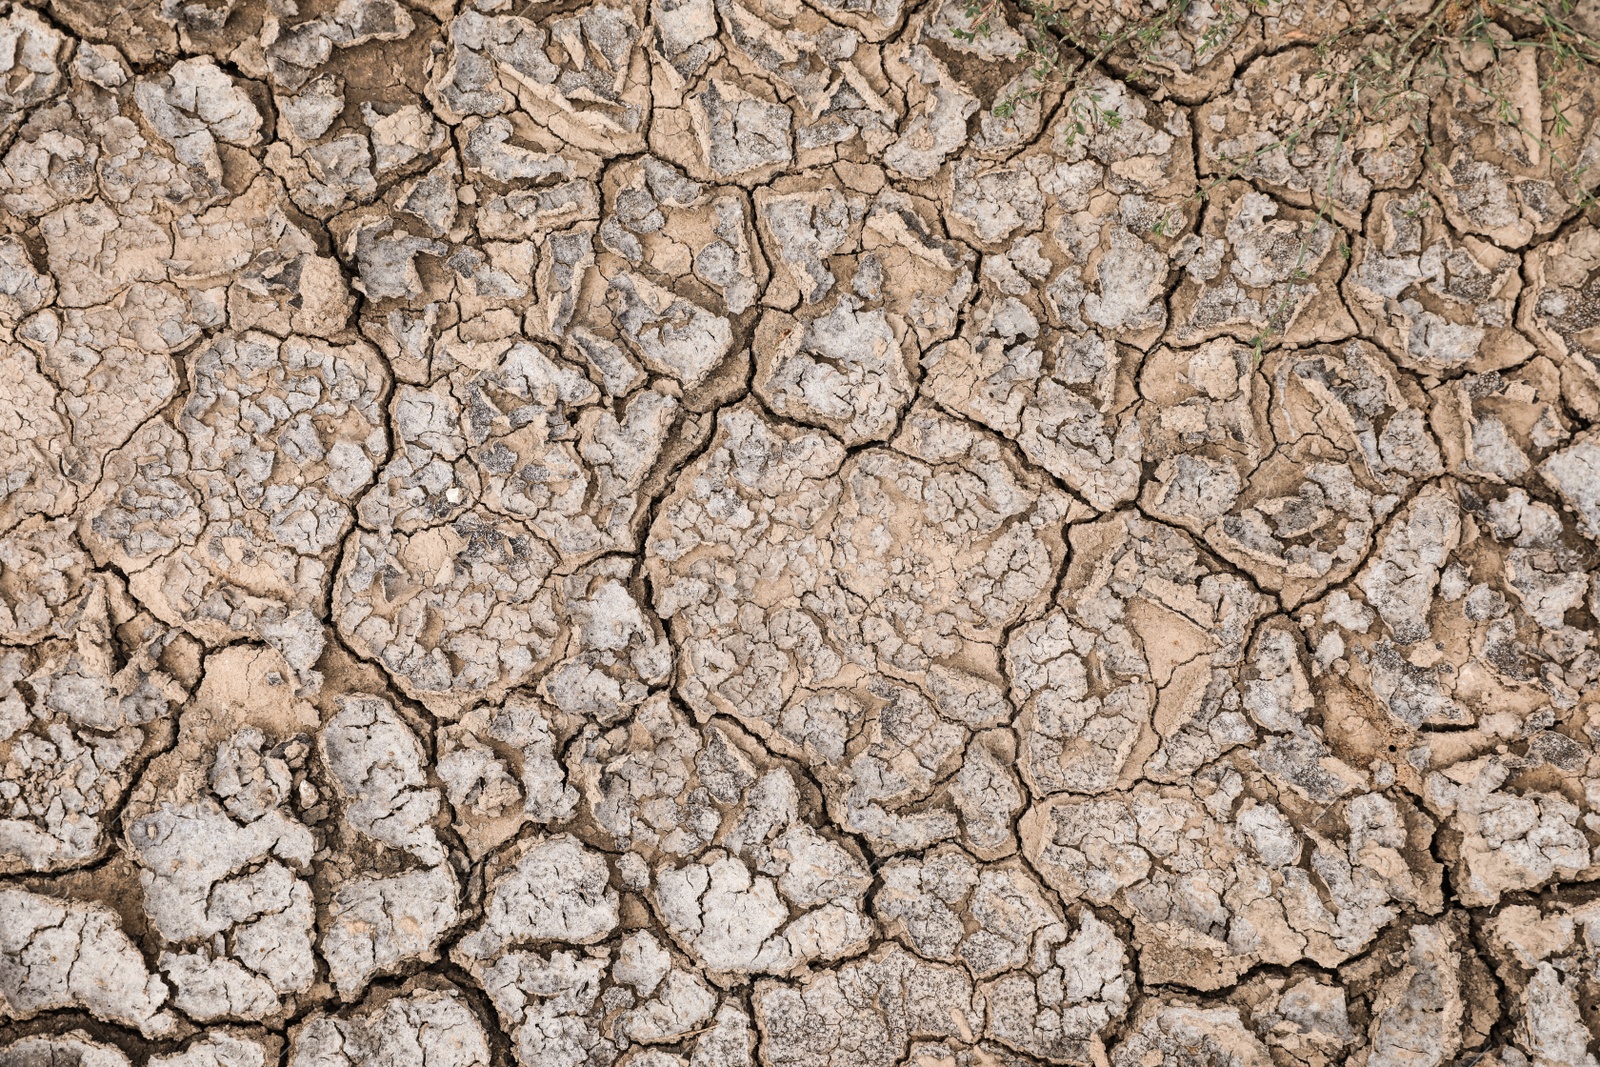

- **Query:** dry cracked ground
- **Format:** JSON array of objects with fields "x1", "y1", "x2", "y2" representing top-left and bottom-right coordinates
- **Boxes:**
[{"x1": 9, "y1": 0, "x2": 1600, "y2": 1065}]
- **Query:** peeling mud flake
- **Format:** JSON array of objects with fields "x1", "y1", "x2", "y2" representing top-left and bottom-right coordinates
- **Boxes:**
[{"x1": 0, "y1": 888, "x2": 176, "y2": 1036}]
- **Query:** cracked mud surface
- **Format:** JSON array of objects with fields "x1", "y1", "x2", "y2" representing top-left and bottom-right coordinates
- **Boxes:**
[{"x1": 5, "y1": 0, "x2": 1600, "y2": 1064}]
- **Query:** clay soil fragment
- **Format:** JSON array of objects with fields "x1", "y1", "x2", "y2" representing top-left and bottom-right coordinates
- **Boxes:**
[{"x1": 5, "y1": 2, "x2": 1600, "y2": 1066}]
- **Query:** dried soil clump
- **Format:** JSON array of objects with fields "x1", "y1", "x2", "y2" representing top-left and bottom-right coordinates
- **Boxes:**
[{"x1": 4, "y1": 1, "x2": 1600, "y2": 1066}]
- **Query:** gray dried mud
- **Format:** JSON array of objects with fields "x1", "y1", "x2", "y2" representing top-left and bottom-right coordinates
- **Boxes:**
[{"x1": 3, "y1": 1, "x2": 1600, "y2": 1066}]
